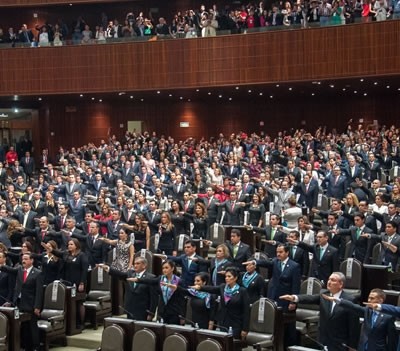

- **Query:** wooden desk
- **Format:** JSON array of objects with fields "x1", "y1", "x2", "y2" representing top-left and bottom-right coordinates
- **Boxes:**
[{"x1": 0, "y1": 307, "x2": 30, "y2": 351}]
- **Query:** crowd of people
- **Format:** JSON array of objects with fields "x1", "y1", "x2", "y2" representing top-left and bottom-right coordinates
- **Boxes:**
[
  {"x1": 0, "y1": 122, "x2": 399, "y2": 350},
  {"x1": 0, "y1": 0, "x2": 399, "y2": 47}
]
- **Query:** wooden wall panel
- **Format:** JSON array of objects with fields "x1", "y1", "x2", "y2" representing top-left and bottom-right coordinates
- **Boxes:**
[
  {"x1": 1, "y1": 21, "x2": 400, "y2": 96},
  {"x1": 36, "y1": 93, "x2": 400, "y2": 156}
]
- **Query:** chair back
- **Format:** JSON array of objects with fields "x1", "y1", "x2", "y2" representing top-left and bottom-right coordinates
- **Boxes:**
[
  {"x1": 371, "y1": 243, "x2": 382, "y2": 265},
  {"x1": 249, "y1": 298, "x2": 276, "y2": 334},
  {"x1": 42, "y1": 281, "x2": 66, "y2": 311},
  {"x1": 196, "y1": 339, "x2": 222, "y2": 351},
  {"x1": 163, "y1": 333, "x2": 188, "y2": 351},
  {"x1": 89, "y1": 266, "x2": 111, "y2": 292},
  {"x1": 298, "y1": 278, "x2": 322, "y2": 311},
  {"x1": 0, "y1": 312, "x2": 8, "y2": 349},
  {"x1": 208, "y1": 224, "x2": 226, "y2": 245},
  {"x1": 175, "y1": 234, "x2": 190, "y2": 254},
  {"x1": 101, "y1": 324, "x2": 125, "y2": 351},
  {"x1": 132, "y1": 328, "x2": 157, "y2": 351},
  {"x1": 340, "y1": 259, "x2": 362, "y2": 290}
]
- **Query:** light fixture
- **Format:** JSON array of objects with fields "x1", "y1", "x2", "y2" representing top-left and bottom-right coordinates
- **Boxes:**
[
  {"x1": 386, "y1": 85, "x2": 390, "y2": 89},
  {"x1": 208, "y1": 92, "x2": 211, "y2": 95},
  {"x1": 169, "y1": 94, "x2": 172, "y2": 97},
  {"x1": 329, "y1": 85, "x2": 334, "y2": 88},
  {"x1": 180, "y1": 97, "x2": 183, "y2": 100},
  {"x1": 288, "y1": 87, "x2": 292, "y2": 91},
  {"x1": 270, "y1": 95, "x2": 273, "y2": 98},
  {"x1": 196, "y1": 89, "x2": 199, "y2": 92},
  {"x1": 363, "y1": 93, "x2": 367, "y2": 96},
  {"x1": 99, "y1": 99, "x2": 102, "y2": 102},
  {"x1": 14, "y1": 108, "x2": 19, "y2": 113},
  {"x1": 354, "y1": 91, "x2": 357, "y2": 94},
  {"x1": 360, "y1": 79, "x2": 364, "y2": 82},
  {"x1": 248, "y1": 90, "x2": 252, "y2": 93},
  {"x1": 276, "y1": 84, "x2": 280, "y2": 87},
  {"x1": 91, "y1": 97, "x2": 95, "y2": 100},
  {"x1": 79, "y1": 94, "x2": 83, "y2": 97},
  {"x1": 259, "y1": 92, "x2": 263, "y2": 96},
  {"x1": 311, "y1": 93, "x2": 315, "y2": 96},
  {"x1": 157, "y1": 91, "x2": 160, "y2": 94},
  {"x1": 38, "y1": 97, "x2": 42, "y2": 101},
  {"x1": 235, "y1": 87, "x2": 239, "y2": 90},
  {"x1": 342, "y1": 88, "x2": 346, "y2": 91},
  {"x1": 130, "y1": 96, "x2": 133, "y2": 99},
  {"x1": 118, "y1": 92, "x2": 126, "y2": 96},
  {"x1": 374, "y1": 82, "x2": 378, "y2": 85},
  {"x1": 218, "y1": 95, "x2": 222, "y2": 98},
  {"x1": 141, "y1": 98, "x2": 144, "y2": 102},
  {"x1": 229, "y1": 97, "x2": 232, "y2": 101}
]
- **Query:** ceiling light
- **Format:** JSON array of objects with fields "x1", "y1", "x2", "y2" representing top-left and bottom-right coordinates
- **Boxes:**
[
  {"x1": 311, "y1": 93, "x2": 315, "y2": 96},
  {"x1": 99, "y1": 99, "x2": 102, "y2": 102},
  {"x1": 130, "y1": 96, "x2": 133, "y2": 99},
  {"x1": 156, "y1": 91, "x2": 160, "y2": 94},
  {"x1": 363, "y1": 93, "x2": 367, "y2": 96},
  {"x1": 208, "y1": 92, "x2": 211, "y2": 95},
  {"x1": 91, "y1": 97, "x2": 95, "y2": 100},
  {"x1": 276, "y1": 84, "x2": 280, "y2": 87},
  {"x1": 141, "y1": 98, "x2": 144, "y2": 102},
  {"x1": 79, "y1": 94, "x2": 83, "y2": 97},
  {"x1": 118, "y1": 92, "x2": 125, "y2": 96},
  {"x1": 374, "y1": 82, "x2": 378, "y2": 85},
  {"x1": 386, "y1": 85, "x2": 390, "y2": 89},
  {"x1": 38, "y1": 97, "x2": 42, "y2": 101},
  {"x1": 360, "y1": 79, "x2": 364, "y2": 82},
  {"x1": 196, "y1": 89, "x2": 199, "y2": 92},
  {"x1": 248, "y1": 90, "x2": 252, "y2": 93},
  {"x1": 259, "y1": 93, "x2": 263, "y2": 96},
  {"x1": 229, "y1": 98, "x2": 232, "y2": 101},
  {"x1": 329, "y1": 85, "x2": 334, "y2": 88},
  {"x1": 270, "y1": 95, "x2": 273, "y2": 99},
  {"x1": 235, "y1": 87, "x2": 239, "y2": 90},
  {"x1": 169, "y1": 94, "x2": 172, "y2": 97},
  {"x1": 180, "y1": 97, "x2": 183, "y2": 100},
  {"x1": 288, "y1": 87, "x2": 292, "y2": 91},
  {"x1": 354, "y1": 91, "x2": 357, "y2": 94},
  {"x1": 188, "y1": 99, "x2": 191, "y2": 102},
  {"x1": 342, "y1": 88, "x2": 346, "y2": 91},
  {"x1": 218, "y1": 95, "x2": 222, "y2": 98},
  {"x1": 14, "y1": 108, "x2": 19, "y2": 113}
]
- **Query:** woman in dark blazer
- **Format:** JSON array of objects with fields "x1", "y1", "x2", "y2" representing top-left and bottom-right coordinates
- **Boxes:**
[
  {"x1": 157, "y1": 212, "x2": 177, "y2": 255},
  {"x1": 133, "y1": 260, "x2": 185, "y2": 324},
  {"x1": 180, "y1": 272, "x2": 216, "y2": 329},
  {"x1": 192, "y1": 267, "x2": 250, "y2": 340},
  {"x1": 240, "y1": 260, "x2": 265, "y2": 305},
  {"x1": 183, "y1": 202, "x2": 208, "y2": 239},
  {"x1": 197, "y1": 244, "x2": 232, "y2": 286},
  {"x1": 169, "y1": 200, "x2": 186, "y2": 235},
  {"x1": 38, "y1": 240, "x2": 63, "y2": 285}
]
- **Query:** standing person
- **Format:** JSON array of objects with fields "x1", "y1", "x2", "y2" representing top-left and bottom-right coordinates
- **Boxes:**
[
  {"x1": 180, "y1": 272, "x2": 216, "y2": 329},
  {"x1": 156, "y1": 212, "x2": 177, "y2": 255},
  {"x1": 1, "y1": 253, "x2": 43, "y2": 351},
  {"x1": 323, "y1": 288, "x2": 397, "y2": 351},
  {"x1": 239, "y1": 260, "x2": 265, "y2": 305},
  {"x1": 101, "y1": 228, "x2": 134, "y2": 271},
  {"x1": 158, "y1": 239, "x2": 207, "y2": 287},
  {"x1": 122, "y1": 213, "x2": 150, "y2": 252},
  {"x1": 280, "y1": 272, "x2": 359, "y2": 351},
  {"x1": 49, "y1": 238, "x2": 88, "y2": 329},
  {"x1": 183, "y1": 202, "x2": 208, "y2": 239},
  {"x1": 206, "y1": 229, "x2": 251, "y2": 271},
  {"x1": 0, "y1": 251, "x2": 15, "y2": 305},
  {"x1": 102, "y1": 257, "x2": 157, "y2": 320},
  {"x1": 244, "y1": 244, "x2": 301, "y2": 347},
  {"x1": 86, "y1": 222, "x2": 108, "y2": 267},
  {"x1": 191, "y1": 267, "x2": 250, "y2": 340},
  {"x1": 287, "y1": 230, "x2": 339, "y2": 286},
  {"x1": 131, "y1": 260, "x2": 186, "y2": 324}
]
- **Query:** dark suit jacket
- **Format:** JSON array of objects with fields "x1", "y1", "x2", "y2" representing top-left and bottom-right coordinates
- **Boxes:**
[
  {"x1": 217, "y1": 200, "x2": 243, "y2": 226},
  {"x1": 20, "y1": 157, "x2": 35, "y2": 175},
  {"x1": 370, "y1": 233, "x2": 400, "y2": 269},
  {"x1": 223, "y1": 240, "x2": 251, "y2": 271},
  {"x1": 257, "y1": 258, "x2": 301, "y2": 309},
  {"x1": 298, "y1": 242, "x2": 339, "y2": 285},
  {"x1": 290, "y1": 245, "x2": 310, "y2": 277},
  {"x1": 339, "y1": 299, "x2": 397, "y2": 351},
  {"x1": 1, "y1": 265, "x2": 44, "y2": 312},
  {"x1": 298, "y1": 290, "x2": 359, "y2": 351},
  {"x1": 325, "y1": 174, "x2": 347, "y2": 200},
  {"x1": 109, "y1": 268, "x2": 158, "y2": 320},
  {"x1": 338, "y1": 225, "x2": 374, "y2": 263},
  {"x1": 13, "y1": 210, "x2": 38, "y2": 230},
  {"x1": 86, "y1": 235, "x2": 108, "y2": 266},
  {"x1": 253, "y1": 225, "x2": 286, "y2": 258},
  {"x1": 294, "y1": 182, "x2": 319, "y2": 209},
  {"x1": 168, "y1": 254, "x2": 208, "y2": 287}
]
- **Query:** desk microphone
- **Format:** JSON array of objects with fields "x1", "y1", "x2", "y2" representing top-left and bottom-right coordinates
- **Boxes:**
[
  {"x1": 146, "y1": 309, "x2": 162, "y2": 322},
  {"x1": 118, "y1": 305, "x2": 134, "y2": 319},
  {"x1": 178, "y1": 315, "x2": 198, "y2": 328},
  {"x1": 305, "y1": 334, "x2": 328, "y2": 351},
  {"x1": 212, "y1": 324, "x2": 229, "y2": 333},
  {"x1": 342, "y1": 343, "x2": 357, "y2": 351}
]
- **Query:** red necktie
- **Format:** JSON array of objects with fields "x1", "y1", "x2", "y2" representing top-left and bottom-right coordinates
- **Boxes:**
[
  {"x1": 23, "y1": 269, "x2": 28, "y2": 282},
  {"x1": 231, "y1": 201, "x2": 235, "y2": 211},
  {"x1": 41, "y1": 230, "x2": 46, "y2": 240}
]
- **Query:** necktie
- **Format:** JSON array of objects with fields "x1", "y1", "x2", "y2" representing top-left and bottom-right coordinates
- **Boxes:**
[
  {"x1": 292, "y1": 246, "x2": 297, "y2": 259},
  {"x1": 271, "y1": 227, "x2": 276, "y2": 240},
  {"x1": 371, "y1": 311, "x2": 378, "y2": 327},
  {"x1": 281, "y1": 262, "x2": 285, "y2": 271},
  {"x1": 41, "y1": 230, "x2": 46, "y2": 240},
  {"x1": 23, "y1": 269, "x2": 28, "y2": 282},
  {"x1": 320, "y1": 247, "x2": 325, "y2": 260},
  {"x1": 233, "y1": 245, "x2": 239, "y2": 258},
  {"x1": 231, "y1": 201, "x2": 235, "y2": 211},
  {"x1": 356, "y1": 227, "x2": 361, "y2": 239}
]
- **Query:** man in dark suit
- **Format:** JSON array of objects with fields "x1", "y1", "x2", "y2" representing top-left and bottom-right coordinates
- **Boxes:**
[
  {"x1": 364, "y1": 221, "x2": 400, "y2": 270},
  {"x1": 246, "y1": 244, "x2": 301, "y2": 347},
  {"x1": 294, "y1": 174, "x2": 319, "y2": 210},
  {"x1": 104, "y1": 257, "x2": 158, "y2": 320},
  {"x1": 86, "y1": 222, "x2": 108, "y2": 267},
  {"x1": 217, "y1": 191, "x2": 244, "y2": 226},
  {"x1": 208, "y1": 229, "x2": 251, "y2": 271},
  {"x1": 63, "y1": 174, "x2": 83, "y2": 201},
  {"x1": 162, "y1": 240, "x2": 208, "y2": 287},
  {"x1": 223, "y1": 159, "x2": 240, "y2": 180},
  {"x1": 287, "y1": 230, "x2": 310, "y2": 277},
  {"x1": 1, "y1": 253, "x2": 43, "y2": 351},
  {"x1": 363, "y1": 152, "x2": 382, "y2": 182},
  {"x1": 89, "y1": 173, "x2": 107, "y2": 197},
  {"x1": 168, "y1": 174, "x2": 187, "y2": 202},
  {"x1": 323, "y1": 288, "x2": 397, "y2": 351},
  {"x1": 68, "y1": 190, "x2": 87, "y2": 223},
  {"x1": 289, "y1": 230, "x2": 339, "y2": 286},
  {"x1": 145, "y1": 200, "x2": 161, "y2": 235},
  {"x1": 249, "y1": 213, "x2": 286, "y2": 258},
  {"x1": 18, "y1": 24, "x2": 34, "y2": 43},
  {"x1": 22, "y1": 216, "x2": 57, "y2": 252},
  {"x1": 372, "y1": 203, "x2": 400, "y2": 233},
  {"x1": 122, "y1": 198, "x2": 136, "y2": 225},
  {"x1": 30, "y1": 190, "x2": 47, "y2": 218},
  {"x1": 323, "y1": 166, "x2": 347, "y2": 201},
  {"x1": 336, "y1": 212, "x2": 374, "y2": 263},
  {"x1": 20, "y1": 151, "x2": 35, "y2": 180},
  {"x1": 13, "y1": 201, "x2": 37, "y2": 230},
  {"x1": 280, "y1": 272, "x2": 359, "y2": 351},
  {"x1": 197, "y1": 186, "x2": 220, "y2": 227},
  {"x1": 343, "y1": 155, "x2": 363, "y2": 188}
]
